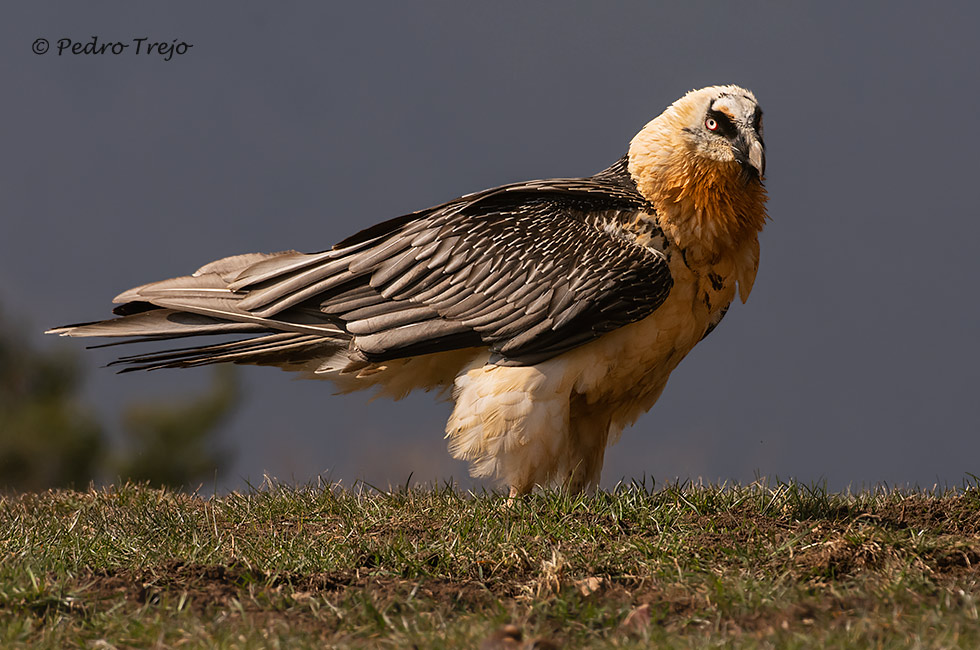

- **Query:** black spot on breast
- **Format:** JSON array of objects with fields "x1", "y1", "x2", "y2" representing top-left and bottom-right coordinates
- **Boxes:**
[{"x1": 708, "y1": 272, "x2": 724, "y2": 291}]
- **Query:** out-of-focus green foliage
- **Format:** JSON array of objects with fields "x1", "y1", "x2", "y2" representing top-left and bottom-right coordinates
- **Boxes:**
[
  {"x1": 0, "y1": 306, "x2": 239, "y2": 492},
  {"x1": 116, "y1": 365, "x2": 238, "y2": 488},
  {"x1": 0, "y1": 310, "x2": 105, "y2": 491}
]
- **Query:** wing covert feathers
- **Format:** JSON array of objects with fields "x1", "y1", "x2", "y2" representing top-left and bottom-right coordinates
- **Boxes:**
[{"x1": 51, "y1": 161, "x2": 675, "y2": 371}]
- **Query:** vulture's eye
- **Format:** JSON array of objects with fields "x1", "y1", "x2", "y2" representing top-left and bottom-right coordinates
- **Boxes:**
[{"x1": 705, "y1": 118, "x2": 718, "y2": 131}]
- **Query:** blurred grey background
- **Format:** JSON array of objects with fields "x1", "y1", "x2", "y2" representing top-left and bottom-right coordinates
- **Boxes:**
[{"x1": 2, "y1": 2, "x2": 978, "y2": 492}]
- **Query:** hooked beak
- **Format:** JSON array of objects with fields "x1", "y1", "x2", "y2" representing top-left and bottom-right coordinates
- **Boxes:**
[
  {"x1": 748, "y1": 139, "x2": 765, "y2": 177},
  {"x1": 733, "y1": 133, "x2": 766, "y2": 179}
]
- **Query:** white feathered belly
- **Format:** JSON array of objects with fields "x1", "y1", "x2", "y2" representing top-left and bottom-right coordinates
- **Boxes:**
[
  {"x1": 445, "y1": 265, "x2": 733, "y2": 490},
  {"x1": 323, "y1": 255, "x2": 735, "y2": 491}
]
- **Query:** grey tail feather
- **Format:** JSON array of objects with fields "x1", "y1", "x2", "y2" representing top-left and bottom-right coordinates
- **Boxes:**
[
  {"x1": 108, "y1": 332, "x2": 347, "y2": 373},
  {"x1": 45, "y1": 308, "x2": 270, "y2": 339},
  {"x1": 47, "y1": 307, "x2": 351, "y2": 373}
]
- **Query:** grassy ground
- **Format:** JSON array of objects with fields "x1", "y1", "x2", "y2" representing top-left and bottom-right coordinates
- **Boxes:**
[{"x1": 2, "y1": 479, "x2": 980, "y2": 648}]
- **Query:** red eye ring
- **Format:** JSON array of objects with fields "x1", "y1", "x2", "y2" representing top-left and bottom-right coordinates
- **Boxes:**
[{"x1": 705, "y1": 117, "x2": 718, "y2": 131}]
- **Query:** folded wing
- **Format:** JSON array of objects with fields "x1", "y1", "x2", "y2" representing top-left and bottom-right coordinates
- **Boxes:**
[{"x1": 50, "y1": 162, "x2": 674, "y2": 371}]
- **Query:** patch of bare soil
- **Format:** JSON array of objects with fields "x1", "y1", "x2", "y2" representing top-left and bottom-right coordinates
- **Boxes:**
[
  {"x1": 51, "y1": 561, "x2": 505, "y2": 642},
  {"x1": 875, "y1": 495, "x2": 980, "y2": 535},
  {"x1": 81, "y1": 562, "x2": 319, "y2": 611},
  {"x1": 75, "y1": 560, "x2": 507, "y2": 616}
]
